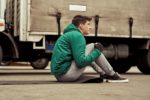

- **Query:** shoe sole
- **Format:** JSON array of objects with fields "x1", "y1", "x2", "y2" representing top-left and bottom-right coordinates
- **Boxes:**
[{"x1": 106, "y1": 79, "x2": 129, "y2": 83}]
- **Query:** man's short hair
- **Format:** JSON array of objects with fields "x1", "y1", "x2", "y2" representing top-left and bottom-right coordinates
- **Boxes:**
[{"x1": 72, "y1": 15, "x2": 92, "y2": 27}]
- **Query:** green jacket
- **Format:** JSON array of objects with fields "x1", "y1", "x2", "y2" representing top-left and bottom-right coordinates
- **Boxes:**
[{"x1": 51, "y1": 24, "x2": 101, "y2": 76}]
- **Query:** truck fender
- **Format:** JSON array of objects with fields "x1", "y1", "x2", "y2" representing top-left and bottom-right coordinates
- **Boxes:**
[{"x1": 0, "y1": 32, "x2": 19, "y2": 58}]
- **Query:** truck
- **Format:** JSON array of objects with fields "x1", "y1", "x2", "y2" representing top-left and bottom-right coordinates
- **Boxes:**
[{"x1": 0, "y1": 0, "x2": 150, "y2": 74}]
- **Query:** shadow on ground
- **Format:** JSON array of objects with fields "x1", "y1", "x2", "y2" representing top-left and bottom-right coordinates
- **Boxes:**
[{"x1": 0, "y1": 75, "x2": 103, "y2": 85}]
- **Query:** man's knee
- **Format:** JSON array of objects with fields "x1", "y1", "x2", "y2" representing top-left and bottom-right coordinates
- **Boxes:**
[{"x1": 86, "y1": 43, "x2": 95, "y2": 54}]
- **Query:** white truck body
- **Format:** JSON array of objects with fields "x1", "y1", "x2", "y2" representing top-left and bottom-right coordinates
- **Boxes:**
[{"x1": 6, "y1": 0, "x2": 150, "y2": 41}]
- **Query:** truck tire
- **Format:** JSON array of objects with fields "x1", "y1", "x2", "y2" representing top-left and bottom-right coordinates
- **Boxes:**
[
  {"x1": 30, "y1": 58, "x2": 49, "y2": 69},
  {"x1": 0, "y1": 45, "x2": 3, "y2": 63},
  {"x1": 111, "y1": 59, "x2": 131, "y2": 73},
  {"x1": 137, "y1": 50, "x2": 150, "y2": 74},
  {"x1": 113, "y1": 65, "x2": 131, "y2": 74}
]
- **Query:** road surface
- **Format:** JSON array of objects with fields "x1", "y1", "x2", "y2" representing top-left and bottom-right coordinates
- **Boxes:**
[{"x1": 0, "y1": 63, "x2": 149, "y2": 100}]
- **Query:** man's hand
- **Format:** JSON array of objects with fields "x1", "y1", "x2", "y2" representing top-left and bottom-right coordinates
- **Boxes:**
[{"x1": 94, "y1": 42, "x2": 104, "y2": 51}]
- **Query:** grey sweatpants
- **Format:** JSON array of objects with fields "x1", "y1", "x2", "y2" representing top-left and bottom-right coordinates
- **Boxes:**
[{"x1": 56, "y1": 43, "x2": 115, "y2": 82}]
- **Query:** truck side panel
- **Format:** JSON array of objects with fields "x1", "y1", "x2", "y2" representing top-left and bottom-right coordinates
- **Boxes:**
[{"x1": 30, "y1": 0, "x2": 150, "y2": 38}]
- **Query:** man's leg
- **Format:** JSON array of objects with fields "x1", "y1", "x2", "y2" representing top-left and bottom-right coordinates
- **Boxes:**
[
  {"x1": 86, "y1": 43, "x2": 129, "y2": 82},
  {"x1": 56, "y1": 43, "x2": 102, "y2": 82},
  {"x1": 86, "y1": 43, "x2": 115, "y2": 76},
  {"x1": 56, "y1": 43, "x2": 128, "y2": 82},
  {"x1": 95, "y1": 53, "x2": 115, "y2": 76},
  {"x1": 56, "y1": 61, "x2": 86, "y2": 82},
  {"x1": 85, "y1": 43, "x2": 105, "y2": 75}
]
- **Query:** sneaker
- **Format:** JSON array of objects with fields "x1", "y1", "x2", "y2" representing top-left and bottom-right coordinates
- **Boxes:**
[{"x1": 100, "y1": 72, "x2": 129, "y2": 83}]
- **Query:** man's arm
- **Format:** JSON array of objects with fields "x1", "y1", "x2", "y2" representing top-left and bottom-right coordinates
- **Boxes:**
[{"x1": 70, "y1": 32, "x2": 101, "y2": 68}]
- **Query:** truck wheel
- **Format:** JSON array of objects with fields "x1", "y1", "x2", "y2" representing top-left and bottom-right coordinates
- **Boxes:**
[
  {"x1": 112, "y1": 64, "x2": 131, "y2": 74},
  {"x1": 0, "y1": 45, "x2": 3, "y2": 63},
  {"x1": 137, "y1": 50, "x2": 150, "y2": 74},
  {"x1": 111, "y1": 59, "x2": 131, "y2": 73},
  {"x1": 30, "y1": 58, "x2": 49, "y2": 69}
]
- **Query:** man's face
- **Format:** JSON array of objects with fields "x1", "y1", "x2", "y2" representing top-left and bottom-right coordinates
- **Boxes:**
[{"x1": 78, "y1": 21, "x2": 92, "y2": 35}]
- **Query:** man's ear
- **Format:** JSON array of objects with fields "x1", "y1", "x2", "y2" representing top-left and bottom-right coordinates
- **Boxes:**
[{"x1": 78, "y1": 23, "x2": 83, "y2": 29}]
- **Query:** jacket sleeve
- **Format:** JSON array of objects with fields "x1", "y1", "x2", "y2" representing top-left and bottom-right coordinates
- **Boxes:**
[{"x1": 70, "y1": 32, "x2": 101, "y2": 68}]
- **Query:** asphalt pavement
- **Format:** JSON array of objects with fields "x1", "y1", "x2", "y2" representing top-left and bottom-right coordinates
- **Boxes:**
[{"x1": 0, "y1": 63, "x2": 150, "y2": 100}]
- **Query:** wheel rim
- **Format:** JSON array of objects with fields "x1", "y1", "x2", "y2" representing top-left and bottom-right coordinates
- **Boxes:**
[{"x1": 30, "y1": 58, "x2": 49, "y2": 69}]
